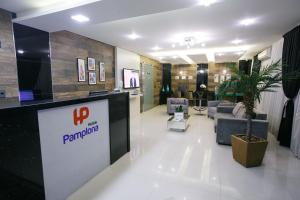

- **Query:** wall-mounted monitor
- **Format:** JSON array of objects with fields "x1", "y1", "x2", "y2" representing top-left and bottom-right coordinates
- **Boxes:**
[{"x1": 123, "y1": 68, "x2": 140, "y2": 89}]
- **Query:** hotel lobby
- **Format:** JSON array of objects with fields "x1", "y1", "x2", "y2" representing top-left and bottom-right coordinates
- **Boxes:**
[{"x1": 0, "y1": 0, "x2": 300, "y2": 200}]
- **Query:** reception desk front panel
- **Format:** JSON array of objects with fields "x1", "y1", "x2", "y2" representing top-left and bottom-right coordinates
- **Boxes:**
[
  {"x1": 38, "y1": 99, "x2": 110, "y2": 200},
  {"x1": 0, "y1": 92, "x2": 129, "y2": 200}
]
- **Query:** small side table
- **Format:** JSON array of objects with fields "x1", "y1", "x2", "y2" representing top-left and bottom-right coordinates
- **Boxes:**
[{"x1": 167, "y1": 115, "x2": 190, "y2": 132}]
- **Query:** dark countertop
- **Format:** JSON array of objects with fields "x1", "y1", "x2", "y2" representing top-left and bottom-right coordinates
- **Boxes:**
[{"x1": 0, "y1": 92, "x2": 129, "y2": 112}]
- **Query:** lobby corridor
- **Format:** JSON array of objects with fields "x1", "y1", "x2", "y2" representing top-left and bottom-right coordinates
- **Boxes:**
[{"x1": 68, "y1": 106, "x2": 300, "y2": 200}]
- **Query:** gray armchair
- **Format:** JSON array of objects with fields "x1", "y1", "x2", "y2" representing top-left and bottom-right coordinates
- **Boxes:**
[
  {"x1": 214, "y1": 104, "x2": 268, "y2": 145},
  {"x1": 167, "y1": 98, "x2": 189, "y2": 114},
  {"x1": 207, "y1": 100, "x2": 235, "y2": 118}
]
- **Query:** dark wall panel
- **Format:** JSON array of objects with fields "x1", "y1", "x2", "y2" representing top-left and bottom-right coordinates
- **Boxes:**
[
  {"x1": 196, "y1": 64, "x2": 208, "y2": 91},
  {"x1": 109, "y1": 93, "x2": 130, "y2": 164},
  {"x1": 13, "y1": 23, "x2": 53, "y2": 100},
  {"x1": 239, "y1": 60, "x2": 252, "y2": 75}
]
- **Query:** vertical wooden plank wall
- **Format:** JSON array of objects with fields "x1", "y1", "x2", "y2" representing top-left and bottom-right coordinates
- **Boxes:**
[
  {"x1": 50, "y1": 31, "x2": 115, "y2": 99},
  {"x1": 171, "y1": 64, "x2": 197, "y2": 97},
  {"x1": 0, "y1": 9, "x2": 18, "y2": 97}
]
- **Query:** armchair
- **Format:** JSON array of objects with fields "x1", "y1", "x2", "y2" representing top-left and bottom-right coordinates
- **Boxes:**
[
  {"x1": 214, "y1": 103, "x2": 268, "y2": 145},
  {"x1": 167, "y1": 98, "x2": 189, "y2": 114},
  {"x1": 207, "y1": 100, "x2": 235, "y2": 118}
]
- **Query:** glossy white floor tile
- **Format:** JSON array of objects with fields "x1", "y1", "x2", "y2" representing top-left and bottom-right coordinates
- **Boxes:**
[{"x1": 68, "y1": 106, "x2": 300, "y2": 200}]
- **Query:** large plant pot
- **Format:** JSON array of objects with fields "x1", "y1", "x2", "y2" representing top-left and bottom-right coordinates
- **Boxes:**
[{"x1": 231, "y1": 134, "x2": 268, "y2": 168}]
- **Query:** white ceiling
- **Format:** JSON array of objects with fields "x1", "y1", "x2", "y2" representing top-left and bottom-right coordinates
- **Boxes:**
[{"x1": 1, "y1": 0, "x2": 300, "y2": 64}]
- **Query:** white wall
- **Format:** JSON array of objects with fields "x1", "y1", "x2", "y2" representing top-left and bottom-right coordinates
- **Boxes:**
[
  {"x1": 115, "y1": 47, "x2": 141, "y2": 119},
  {"x1": 257, "y1": 38, "x2": 286, "y2": 137},
  {"x1": 257, "y1": 38, "x2": 300, "y2": 158}
]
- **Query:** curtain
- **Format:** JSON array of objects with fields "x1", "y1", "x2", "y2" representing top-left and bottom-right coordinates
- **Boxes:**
[
  {"x1": 278, "y1": 25, "x2": 300, "y2": 147},
  {"x1": 291, "y1": 90, "x2": 300, "y2": 158},
  {"x1": 257, "y1": 39, "x2": 286, "y2": 137}
]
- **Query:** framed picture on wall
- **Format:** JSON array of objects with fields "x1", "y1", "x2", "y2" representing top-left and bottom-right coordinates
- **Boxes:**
[
  {"x1": 220, "y1": 75, "x2": 225, "y2": 83},
  {"x1": 77, "y1": 58, "x2": 86, "y2": 82},
  {"x1": 87, "y1": 57, "x2": 96, "y2": 70},
  {"x1": 225, "y1": 74, "x2": 231, "y2": 80},
  {"x1": 99, "y1": 62, "x2": 105, "y2": 81},
  {"x1": 214, "y1": 74, "x2": 219, "y2": 83},
  {"x1": 88, "y1": 72, "x2": 97, "y2": 85}
]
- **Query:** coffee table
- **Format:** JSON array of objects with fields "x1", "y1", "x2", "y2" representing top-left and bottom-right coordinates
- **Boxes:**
[{"x1": 167, "y1": 114, "x2": 190, "y2": 131}]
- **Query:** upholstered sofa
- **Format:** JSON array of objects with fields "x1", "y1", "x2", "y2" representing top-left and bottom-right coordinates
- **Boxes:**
[
  {"x1": 214, "y1": 102, "x2": 268, "y2": 145},
  {"x1": 207, "y1": 100, "x2": 235, "y2": 118},
  {"x1": 167, "y1": 98, "x2": 189, "y2": 114}
]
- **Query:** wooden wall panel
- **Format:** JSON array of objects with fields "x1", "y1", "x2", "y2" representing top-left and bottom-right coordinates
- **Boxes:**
[
  {"x1": 207, "y1": 62, "x2": 237, "y2": 92},
  {"x1": 171, "y1": 63, "x2": 237, "y2": 96},
  {"x1": 0, "y1": 9, "x2": 18, "y2": 97},
  {"x1": 50, "y1": 31, "x2": 115, "y2": 99},
  {"x1": 140, "y1": 56, "x2": 162, "y2": 106},
  {"x1": 171, "y1": 64, "x2": 197, "y2": 98}
]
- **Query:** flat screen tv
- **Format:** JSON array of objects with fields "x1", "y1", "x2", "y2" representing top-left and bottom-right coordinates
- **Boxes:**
[{"x1": 123, "y1": 68, "x2": 140, "y2": 89}]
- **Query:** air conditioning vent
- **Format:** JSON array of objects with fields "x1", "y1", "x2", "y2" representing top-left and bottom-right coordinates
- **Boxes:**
[{"x1": 258, "y1": 48, "x2": 272, "y2": 61}]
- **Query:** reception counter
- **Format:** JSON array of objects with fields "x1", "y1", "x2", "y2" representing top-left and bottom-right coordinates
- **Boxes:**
[{"x1": 0, "y1": 92, "x2": 130, "y2": 200}]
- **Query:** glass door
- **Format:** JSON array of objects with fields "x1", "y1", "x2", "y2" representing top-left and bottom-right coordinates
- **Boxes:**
[{"x1": 143, "y1": 64, "x2": 154, "y2": 111}]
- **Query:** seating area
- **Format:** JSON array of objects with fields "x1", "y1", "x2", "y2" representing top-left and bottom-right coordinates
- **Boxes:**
[
  {"x1": 167, "y1": 99, "x2": 269, "y2": 145},
  {"x1": 213, "y1": 102, "x2": 268, "y2": 145}
]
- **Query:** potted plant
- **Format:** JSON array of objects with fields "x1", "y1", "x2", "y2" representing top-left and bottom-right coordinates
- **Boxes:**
[
  {"x1": 174, "y1": 105, "x2": 184, "y2": 121},
  {"x1": 218, "y1": 60, "x2": 282, "y2": 167}
]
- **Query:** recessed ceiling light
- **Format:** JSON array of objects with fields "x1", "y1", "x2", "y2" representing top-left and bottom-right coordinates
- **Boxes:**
[
  {"x1": 17, "y1": 49, "x2": 24, "y2": 54},
  {"x1": 198, "y1": 0, "x2": 220, "y2": 7},
  {"x1": 239, "y1": 18, "x2": 257, "y2": 26},
  {"x1": 158, "y1": 56, "x2": 164, "y2": 60},
  {"x1": 217, "y1": 53, "x2": 224, "y2": 56},
  {"x1": 201, "y1": 43, "x2": 206, "y2": 47},
  {"x1": 172, "y1": 56, "x2": 178, "y2": 59},
  {"x1": 236, "y1": 51, "x2": 244, "y2": 55},
  {"x1": 127, "y1": 33, "x2": 140, "y2": 40},
  {"x1": 172, "y1": 44, "x2": 176, "y2": 48},
  {"x1": 71, "y1": 14, "x2": 90, "y2": 23},
  {"x1": 152, "y1": 46, "x2": 161, "y2": 51},
  {"x1": 223, "y1": 69, "x2": 227, "y2": 74},
  {"x1": 232, "y1": 39, "x2": 243, "y2": 45}
]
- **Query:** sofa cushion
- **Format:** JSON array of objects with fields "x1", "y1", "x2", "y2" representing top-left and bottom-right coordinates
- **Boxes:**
[
  {"x1": 235, "y1": 106, "x2": 246, "y2": 119},
  {"x1": 170, "y1": 105, "x2": 178, "y2": 109},
  {"x1": 214, "y1": 113, "x2": 234, "y2": 126},
  {"x1": 232, "y1": 102, "x2": 244, "y2": 116},
  {"x1": 219, "y1": 102, "x2": 235, "y2": 107},
  {"x1": 170, "y1": 98, "x2": 186, "y2": 104}
]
